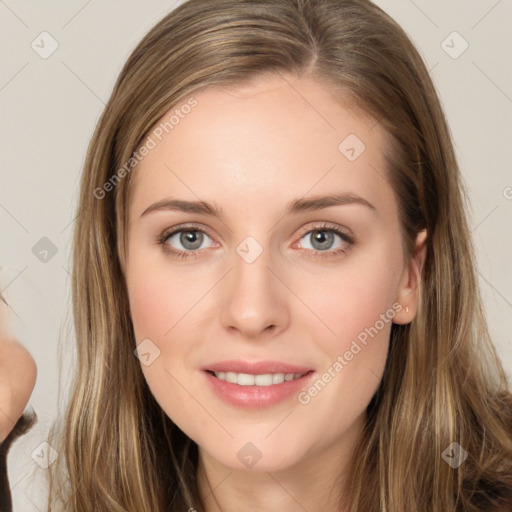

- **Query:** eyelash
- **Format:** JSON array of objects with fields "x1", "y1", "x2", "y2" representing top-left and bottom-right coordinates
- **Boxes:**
[{"x1": 157, "y1": 222, "x2": 355, "y2": 261}]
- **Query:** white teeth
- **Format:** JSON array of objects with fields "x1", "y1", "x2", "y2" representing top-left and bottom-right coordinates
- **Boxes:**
[
  {"x1": 225, "y1": 372, "x2": 237, "y2": 384},
  {"x1": 212, "y1": 371, "x2": 305, "y2": 386},
  {"x1": 239, "y1": 373, "x2": 257, "y2": 386},
  {"x1": 272, "y1": 373, "x2": 285, "y2": 384}
]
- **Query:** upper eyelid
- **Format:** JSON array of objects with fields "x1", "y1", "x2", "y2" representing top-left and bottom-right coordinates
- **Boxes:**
[
  {"x1": 297, "y1": 222, "x2": 353, "y2": 238},
  {"x1": 162, "y1": 223, "x2": 214, "y2": 238}
]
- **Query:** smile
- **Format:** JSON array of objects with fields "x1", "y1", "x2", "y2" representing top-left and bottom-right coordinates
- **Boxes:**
[
  {"x1": 203, "y1": 368, "x2": 315, "y2": 409},
  {"x1": 208, "y1": 370, "x2": 307, "y2": 386}
]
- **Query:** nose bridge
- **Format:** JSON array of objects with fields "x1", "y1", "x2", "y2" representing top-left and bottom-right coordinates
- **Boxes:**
[{"x1": 219, "y1": 234, "x2": 289, "y2": 337}]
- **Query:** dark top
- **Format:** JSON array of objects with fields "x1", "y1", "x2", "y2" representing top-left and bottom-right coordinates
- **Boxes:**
[{"x1": 0, "y1": 413, "x2": 37, "y2": 512}]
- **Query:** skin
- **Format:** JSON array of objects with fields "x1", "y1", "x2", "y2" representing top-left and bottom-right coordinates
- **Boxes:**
[
  {"x1": 0, "y1": 300, "x2": 37, "y2": 444},
  {"x1": 123, "y1": 73, "x2": 427, "y2": 511}
]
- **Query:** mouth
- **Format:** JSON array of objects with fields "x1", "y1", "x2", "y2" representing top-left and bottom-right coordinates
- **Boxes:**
[
  {"x1": 205, "y1": 369, "x2": 313, "y2": 386},
  {"x1": 201, "y1": 360, "x2": 316, "y2": 409}
]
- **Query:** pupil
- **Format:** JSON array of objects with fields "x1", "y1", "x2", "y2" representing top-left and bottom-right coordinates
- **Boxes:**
[
  {"x1": 313, "y1": 230, "x2": 333, "y2": 250},
  {"x1": 181, "y1": 230, "x2": 202, "y2": 250}
]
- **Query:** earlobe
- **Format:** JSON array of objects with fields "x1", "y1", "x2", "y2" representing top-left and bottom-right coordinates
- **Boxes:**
[{"x1": 393, "y1": 229, "x2": 427, "y2": 325}]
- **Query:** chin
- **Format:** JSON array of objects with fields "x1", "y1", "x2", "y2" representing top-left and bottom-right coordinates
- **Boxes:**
[{"x1": 199, "y1": 437, "x2": 308, "y2": 473}]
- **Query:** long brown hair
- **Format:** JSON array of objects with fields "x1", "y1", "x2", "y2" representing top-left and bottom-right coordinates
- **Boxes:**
[{"x1": 48, "y1": 0, "x2": 512, "y2": 510}]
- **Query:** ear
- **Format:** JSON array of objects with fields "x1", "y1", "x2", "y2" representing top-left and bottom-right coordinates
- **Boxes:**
[{"x1": 393, "y1": 229, "x2": 427, "y2": 325}]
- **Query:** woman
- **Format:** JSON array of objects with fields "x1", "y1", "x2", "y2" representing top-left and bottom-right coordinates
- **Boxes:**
[{"x1": 38, "y1": 0, "x2": 512, "y2": 510}]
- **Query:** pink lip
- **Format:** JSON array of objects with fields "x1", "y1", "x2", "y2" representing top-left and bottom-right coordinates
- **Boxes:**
[
  {"x1": 201, "y1": 359, "x2": 313, "y2": 375},
  {"x1": 202, "y1": 371, "x2": 315, "y2": 409}
]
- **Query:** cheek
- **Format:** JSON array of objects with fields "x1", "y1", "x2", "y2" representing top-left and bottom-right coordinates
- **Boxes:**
[
  {"x1": 126, "y1": 267, "x2": 194, "y2": 433},
  {"x1": 292, "y1": 248, "x2": 401, "y2": 406},
  {"x1": 126, "y1": 258, "x2": 207, "y2": 342},
  {"x1": 297, "y1": 250, "x2": 401, "y2": 348},
  {"x1": 125, "y1": 256, "x2": 212, "y2": 430},
  {"x1": 127, "y1": 274, "x2": 171, "y2": 341}
]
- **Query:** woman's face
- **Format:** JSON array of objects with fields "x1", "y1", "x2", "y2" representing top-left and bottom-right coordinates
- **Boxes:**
[{"x1": 124, "y1": 73, "x2": 425, "y2": 473}]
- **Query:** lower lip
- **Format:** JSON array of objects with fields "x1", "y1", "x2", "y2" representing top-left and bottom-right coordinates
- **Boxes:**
[{"x1": 203, "y1": 370, "x2": 315, "y2": 409}]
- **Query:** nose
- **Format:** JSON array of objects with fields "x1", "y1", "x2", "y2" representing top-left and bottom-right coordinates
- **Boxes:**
[{"x1": 219, "y1": 242, "x2": 290, "y2": 340}]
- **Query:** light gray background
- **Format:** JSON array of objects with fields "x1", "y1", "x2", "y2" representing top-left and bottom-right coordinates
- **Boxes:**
[{"x1": 1, "y1": 1, "x2": 511, "y2": 510}]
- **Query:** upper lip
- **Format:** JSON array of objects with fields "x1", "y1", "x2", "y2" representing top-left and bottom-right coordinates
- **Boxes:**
[{"x1": 201, "y1": 360, "x2": 313, "y2": 375}]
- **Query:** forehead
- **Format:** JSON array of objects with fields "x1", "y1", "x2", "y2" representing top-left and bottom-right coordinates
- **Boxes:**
[{"x1": 129, "y1": 73, "x2": 395, "y2": 221}]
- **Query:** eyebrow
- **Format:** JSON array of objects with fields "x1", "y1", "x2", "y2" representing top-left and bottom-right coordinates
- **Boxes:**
[{"x1": 139, "y1": 192, "x2": 376, "y2": 219}]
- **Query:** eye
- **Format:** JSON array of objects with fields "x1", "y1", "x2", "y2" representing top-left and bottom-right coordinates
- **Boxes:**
[
  {"x1": 158, "y1": 225, "x2": 216, "y2": 260},
  {"x1": 157, "y1": 222, "x2": 354, "y2": 260},
  {"x1": 295, "y1": 223, "x2": 354, "y2": 258}
]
